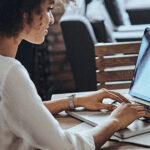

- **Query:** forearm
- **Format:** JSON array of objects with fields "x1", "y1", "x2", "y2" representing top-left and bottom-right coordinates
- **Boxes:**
[
  {"x1": 91, "y1": 119, "x2": 118, "y2": 150},
  {"x1": 43, "y1": 96, "x2": 85, "y2": 115}
]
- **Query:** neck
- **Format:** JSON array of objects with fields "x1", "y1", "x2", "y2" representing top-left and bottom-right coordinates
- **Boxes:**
[{"x1": 0, "y1": 35, "x2": 21, "y2": 58}]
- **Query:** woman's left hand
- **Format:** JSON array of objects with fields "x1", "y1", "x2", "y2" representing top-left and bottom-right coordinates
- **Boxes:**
[{"x1": 77, "y1": 88, "x2": 130, "y2": 111}]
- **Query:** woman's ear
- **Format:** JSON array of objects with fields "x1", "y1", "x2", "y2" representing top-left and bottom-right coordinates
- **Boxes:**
[
  {"x1": 23, "y1": 13, "x2": 28, "y2": 23},
  {"x1": 22, "y1": 13, "x2": 31, "y2": 34},
  {"x1": 22, "y1": 13, "x2": 28, "y2": 28}
]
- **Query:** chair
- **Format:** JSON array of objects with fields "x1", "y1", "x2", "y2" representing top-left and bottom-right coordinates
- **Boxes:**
[
  {"x1": 104, "y1": 0, "x2": 150, "y2": 32},
  {"x1": 85, "y1": 0, "x2": 145, "y2": 42},
  {"x1": 104, "y1": 0, "x2": 131, "y2": 26},
  {"x1": 95, "y1": 41, "x2": 141, "y2": 90},
  {"x1": 126, "y1": 0, "x2": 150, "y2": 25},
  {"x1": 60, "y1": 15, "x2": 97, "y2": 91}
]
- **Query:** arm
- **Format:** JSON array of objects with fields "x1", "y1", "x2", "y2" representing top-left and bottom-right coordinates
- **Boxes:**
[
  {"x1": 44, "y1": 88, "x2": 130, "y2": 114},
  {"x1": 91, "y1": 118, "x2": 118, "y2": 150},
  {"x1": 2, "y1": 64, "x2": 95, "y2": 150},
  {"x1": 44, "y1": 92, "x2": 150, "y2": 149},
  {"x1": 43, "y1": 96, "x2": 83, "y2": 115}
]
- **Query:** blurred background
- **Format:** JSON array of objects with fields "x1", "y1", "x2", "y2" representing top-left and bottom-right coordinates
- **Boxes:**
[{"x1": 16, "y1": 0, "x2": 150, "y2": 100}]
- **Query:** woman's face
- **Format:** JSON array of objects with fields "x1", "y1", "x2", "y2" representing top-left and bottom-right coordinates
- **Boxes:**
[{"x1": 23, "y1": 0, "x2": 55, "y2": 44}]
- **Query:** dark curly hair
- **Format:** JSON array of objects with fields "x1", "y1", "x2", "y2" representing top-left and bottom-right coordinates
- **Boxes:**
[{"x1": 0, "y1": 0, "x2": 45, "y2": 37}]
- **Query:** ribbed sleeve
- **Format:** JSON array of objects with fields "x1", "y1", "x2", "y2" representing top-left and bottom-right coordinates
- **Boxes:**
[{"x1": 1, "y1": 63, "x2": 95, "y2": 150}]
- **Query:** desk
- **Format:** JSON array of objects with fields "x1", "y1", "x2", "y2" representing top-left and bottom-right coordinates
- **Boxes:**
[{"x1": 52, "y1": 89, "x2": 149, "y2": 150}]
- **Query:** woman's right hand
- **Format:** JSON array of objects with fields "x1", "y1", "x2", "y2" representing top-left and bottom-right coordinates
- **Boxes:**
[{"x1": 109, "y1": 102, "x2": 150, "y2": 131}]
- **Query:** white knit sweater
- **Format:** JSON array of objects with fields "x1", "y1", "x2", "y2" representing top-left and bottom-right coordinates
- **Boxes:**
[{"x1": 0, "y1": 55, "x2": 95, "y2": 150}]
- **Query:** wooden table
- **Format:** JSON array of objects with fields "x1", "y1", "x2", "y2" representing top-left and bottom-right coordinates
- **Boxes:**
[{"x1": 52, "y1": 90, "x2": 150, "y2": 150}]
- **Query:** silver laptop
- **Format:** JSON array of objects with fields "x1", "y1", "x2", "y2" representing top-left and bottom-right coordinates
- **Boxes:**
[{"x1": 129, "y1": 27, "x2": 150, "y2": 110}]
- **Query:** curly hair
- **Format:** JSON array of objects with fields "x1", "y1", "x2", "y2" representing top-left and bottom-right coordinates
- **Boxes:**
[{"x1": 0, "y1": 0, "x2": 45, "y2": 37}]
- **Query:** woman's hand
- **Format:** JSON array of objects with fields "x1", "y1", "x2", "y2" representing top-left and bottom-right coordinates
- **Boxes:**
[
  {"x1": 109, "y1": 102, "x2": 150, "y2": 130},
  {"x1": 91, "y1": 103, "x2": 150, "y2": 149},
  {"x1": 77, "y1": 88, "x2": 130, "y2": 111}
]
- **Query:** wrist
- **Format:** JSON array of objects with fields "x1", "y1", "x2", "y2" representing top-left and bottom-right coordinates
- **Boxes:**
[
  {"x1": 108, "y1": 118, "x2": 120, "y2": 132},
  {"x1": 68, "y1": 94, "x2": 85, "y2": 109},
  {"x1": 73, "y1": 96, "x2": 86, "y2": 108}
]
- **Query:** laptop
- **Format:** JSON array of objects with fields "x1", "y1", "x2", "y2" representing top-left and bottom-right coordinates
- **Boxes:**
[
  {"x1": 67, "y1": 28, "x2": 150, "y2": 139},
  {"x1": 129, "y1": 27, "x2": 150, "y2": 110}
]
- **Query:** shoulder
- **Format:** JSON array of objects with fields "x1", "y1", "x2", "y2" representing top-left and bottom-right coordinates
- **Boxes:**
[
  {"x1": 0, "y1": 55, "x2": 27, "y2": 84},
  {"x1": 0, "y1": 55, "x2": 21, "y2": 70}
]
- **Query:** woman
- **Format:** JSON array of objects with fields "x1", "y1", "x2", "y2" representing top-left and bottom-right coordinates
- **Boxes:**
[{"x1": 0, "y1": 0, "x2": 149, "y2": 149}]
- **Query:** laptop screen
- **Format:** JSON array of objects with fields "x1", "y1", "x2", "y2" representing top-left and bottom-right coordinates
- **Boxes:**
[{"x1": 130, "y1": 28, "x2": 150, "y2": 102}]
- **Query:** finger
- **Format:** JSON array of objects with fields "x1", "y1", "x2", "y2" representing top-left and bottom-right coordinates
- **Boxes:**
[
  {"x1": 130, "y1": 103, "x2": 143, "y2": 107},
  {"x1": 138, "y1": 111, "x2": 150, "y2": 118},
  {"x1": 131, "y1": 103, "x2": 142, "y2": 106},
  {"x1": 131, "y1": 105, "x2": 146, "y2": 111},
  {"x1": 101, "y1": 89, "x2": 124, "y2": 103},
  {"x1": 108, "y1": 90, "x2": 130, "y2": 103},
  {"x1": 96, "y1": 103, "x2": 116, "y2": 111}
]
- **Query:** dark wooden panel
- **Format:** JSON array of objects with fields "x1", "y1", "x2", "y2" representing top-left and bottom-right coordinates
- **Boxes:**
[
  {"x1": 95, "y1": 42, "x2": 141, "y2": 56},
  {"x1": 53, "y1": 72, "x2": 74, "y2": 81},
  {"x1": 96, "y1": 56, "x2": 137, "y2": 69},
  {"x1": 53, "y1": 81, "x2": 75, "y2": 89},
  {"x1": 96, "y1": 70, "x2": 134, "y2": 82},
  {"x1": 97, "y1": 83, "x2": 131, "y2": 90}
]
